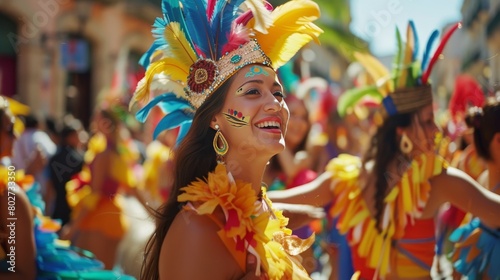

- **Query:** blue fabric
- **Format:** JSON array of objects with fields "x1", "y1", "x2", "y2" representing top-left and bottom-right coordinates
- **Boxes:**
[
  {"x1": 382, "y1": 96, "x2": 398, "y2": 116},
  {"x1": 449, "y1": 218, "x2": 500, "y2": 279},
  {"x1": 24, "y1": 183, "x2": 136, "y2": 279},
  {"x1": 327, "y1": 217, "x2": 354, "y2": 280}
]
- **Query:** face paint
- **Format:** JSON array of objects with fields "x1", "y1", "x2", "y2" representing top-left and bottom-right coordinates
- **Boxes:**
[
  {"x1": 244, "y1": 66, "x2": 270, "y2": 78},
  {"x1": 236, "y1": 87, "x2": 244, "y2": 96},
  {"x1": 223, "y1": 108, "x2": 250, "y2": 127}
]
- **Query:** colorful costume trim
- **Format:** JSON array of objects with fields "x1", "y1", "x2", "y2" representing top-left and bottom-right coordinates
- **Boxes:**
[
  {"x1": 326, "y1": 153, "x2": 447, "y2": 278},
  {"x1": 178, "y1": 164, "x2": 314, "y2": 279},
  {"x1": 450, "y1": 218, "x2": 500, "y2": 279}
]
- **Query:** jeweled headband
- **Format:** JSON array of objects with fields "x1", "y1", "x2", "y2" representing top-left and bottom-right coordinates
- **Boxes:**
[
  {"x1": 186, "y1": 39, "x2": 271, "y2": 109},
  {"x1": 338, "y1": 21, "x2": 462, "y2": 119},
  {"x1": 130, "y1": 0, "x2": 322, "y2": 143}
]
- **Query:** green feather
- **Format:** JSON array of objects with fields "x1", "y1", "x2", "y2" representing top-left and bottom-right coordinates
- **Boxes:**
[
  {"x1": 392, "y1": 27, "x2": 403, "y2": 88},
  {"x1": 337, "y1": 86, "x2": 383, "y2": 117}
]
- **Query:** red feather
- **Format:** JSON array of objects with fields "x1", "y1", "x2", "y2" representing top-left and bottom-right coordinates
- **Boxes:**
[
  {"x1": 421, "y1": 22, "x2": 461, "y2": 84},
  {"x1": 207, "y1": 0, "x2": 216, "y2": 21},
  {"x1": 221, "y1": 23, "x2": 250, "y2": 54},
  {"x1": 234, "y1": 1, "x2": 273, "y2": 26}
]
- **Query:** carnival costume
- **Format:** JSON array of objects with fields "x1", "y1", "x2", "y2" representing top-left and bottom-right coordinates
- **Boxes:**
[
  {"x1": 447, "y1": 108, "x2": 500, "y2": 279},
  {"x1": 334, "y1": 21, "x2": 461, "y2": 278},
  {"x1": 66, "y1": 132, "x2": 138, "y2": 240},
  {"x1": 0, "y1": 95, "x2": 133, "y2": 279},
  {"x1": 129, "y1": 0, "x2": 322, "y2": 278},
  {"x1": 0, "y1": 165, "x2": 136, "y2": 279}
]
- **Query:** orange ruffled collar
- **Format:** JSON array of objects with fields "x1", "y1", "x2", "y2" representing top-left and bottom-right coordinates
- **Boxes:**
[{"x1": 178, "y1": 164, "x2": 313, "y2": 280}]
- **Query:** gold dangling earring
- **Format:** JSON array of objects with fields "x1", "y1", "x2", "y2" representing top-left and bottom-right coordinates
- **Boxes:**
[
  {"x1": 400, "y1": 132, "x2": 413, "y2": 155},
  {"x1": 213, "y1": 124, "x2": 229, "y2": 164}
]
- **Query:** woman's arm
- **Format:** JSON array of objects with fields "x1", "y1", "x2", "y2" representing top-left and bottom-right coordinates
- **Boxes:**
[
  {"x1": 277, "y1": 149, "x2": 311, "y2": 180},
  {"x1": 266, "y1": 171, "x2": 333, "y2": 206},
  {"x1": 0, "y1": 187, "x2": 36, "y2": 280},
  {"x1": 431, "y1": 167, "x2": 500, "y2": 228},
  {"x1": 89, "y1": 152, "x2": 110, "y2": 194},
  {"x1": 272, "y1": 202, "x2": 325, "y2": 230}
]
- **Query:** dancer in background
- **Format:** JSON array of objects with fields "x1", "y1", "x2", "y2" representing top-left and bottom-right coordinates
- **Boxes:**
[
  {"x1": 267, "y1": 21, "x2": 500, "y2": 279},
  {"x1": 450, "y1": 96, "x2": 500, "y2": 279}
]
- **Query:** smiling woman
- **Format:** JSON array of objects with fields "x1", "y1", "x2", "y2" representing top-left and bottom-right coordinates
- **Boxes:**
[{"x1": 129, "y1": 0, "x2": 323, "y2": 279}]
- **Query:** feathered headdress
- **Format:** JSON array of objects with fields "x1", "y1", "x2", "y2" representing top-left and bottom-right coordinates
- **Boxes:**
[
  {"x1": 129, "y1": 0, "x2": 322, "y2": 143},
  {"x1": 337, "y1": 21, "x2": 462, "y2": 118}
]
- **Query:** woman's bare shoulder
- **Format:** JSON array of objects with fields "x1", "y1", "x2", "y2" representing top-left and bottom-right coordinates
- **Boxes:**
[{"x1": 158, "y1": 209, "x2": 243, "y2": 279}]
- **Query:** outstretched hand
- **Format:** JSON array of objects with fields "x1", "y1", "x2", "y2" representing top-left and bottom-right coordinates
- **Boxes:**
[{"x1": 272, "y1": 202, "x2": 325, "y2": 230}]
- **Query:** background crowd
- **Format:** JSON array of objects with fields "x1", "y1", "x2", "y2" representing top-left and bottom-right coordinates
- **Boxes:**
[{"x1": 2, "y1": 0, "x2": 500, "y2": 279}]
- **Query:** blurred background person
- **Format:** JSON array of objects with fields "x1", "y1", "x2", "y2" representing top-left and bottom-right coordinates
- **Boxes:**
[
  {"x1": 11, "y1": 114, "x2": 56, "y2": 213},
  {"x1": 450, "y1": 96, "x2": 500, "y2": 279},
  {"x1": 48, "y1": 117, "x2": 85, "y2": 227}
]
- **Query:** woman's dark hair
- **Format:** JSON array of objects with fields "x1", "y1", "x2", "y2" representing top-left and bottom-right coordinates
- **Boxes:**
[
  {"x1": 140, "y1": 78, "x2": 233, "y2": 280},
  {"x1": 468, "y1": 99, "x2": 500, "y2": 161},
  {"x1": 362, "y1": 112, "x2": 412, "y2": 231}
]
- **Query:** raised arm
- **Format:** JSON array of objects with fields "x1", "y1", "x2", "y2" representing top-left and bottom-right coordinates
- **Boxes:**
[
  {"x1": 431, "y1": 167, "x2": 500, "y2": 228},
  {"x1": 266, "y1": 171, "x2": 333, "y2": 207}
]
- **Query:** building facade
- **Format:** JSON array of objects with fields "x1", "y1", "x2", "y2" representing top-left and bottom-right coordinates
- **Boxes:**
[{"x1": 0, "y1": 0, "x2": 160, "y2": 127}]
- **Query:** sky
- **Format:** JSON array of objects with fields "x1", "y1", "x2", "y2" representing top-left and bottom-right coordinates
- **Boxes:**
[{"x1": 349, "y1": 0, "x2": 464, "y2": 57}]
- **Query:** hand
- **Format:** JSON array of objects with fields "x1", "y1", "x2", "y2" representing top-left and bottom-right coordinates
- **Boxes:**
[
  {"x1": 26, "y1": 147, "x2": 47, "y2": 175},
  {"x1": 59, "y1": 223, "x2": 76, "y2": 241},
  {"x1": 240, "y1": 254, "x2": 267, "y2": 279},
  {"x1": 273, "y1": 203, "x2": 325, "y2": 230}
]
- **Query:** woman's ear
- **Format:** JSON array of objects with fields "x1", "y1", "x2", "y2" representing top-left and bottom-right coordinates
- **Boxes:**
[
  {"x1": 396, "y1": 127, "x2": 404, "y2": 137},
  {"x1": 210, "y1": 115, "x2": 219, "y2": 130}
]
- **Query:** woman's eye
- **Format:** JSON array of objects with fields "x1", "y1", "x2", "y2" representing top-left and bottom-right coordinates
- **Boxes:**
[
  {"x1": 273, "y1": 91, "x2": 284, "y2": 98},
  {"x1": 245, "y1": 89, "x2": 260, "y2": 95}
]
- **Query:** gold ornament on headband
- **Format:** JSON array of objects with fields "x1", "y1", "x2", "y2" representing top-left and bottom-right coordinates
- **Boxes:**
[{"x1": 185, "y1": 40, "x2": 272, "y2": 109}]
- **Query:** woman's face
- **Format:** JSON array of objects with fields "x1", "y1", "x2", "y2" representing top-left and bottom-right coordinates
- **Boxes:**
[
  {"x1": 285, "y1": 97, "x2": 309, "y2": 150},
  {"x1": 402, "y1": 104, "x2": 439, "y2": 155},
  {"x1": 214, "y1": 64, "x2": 289, "y2": 161}
]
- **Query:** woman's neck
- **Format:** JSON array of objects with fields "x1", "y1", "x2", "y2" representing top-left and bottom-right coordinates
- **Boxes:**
[{"x1": 225, "y1": 156, "x2": 268, "y2": 195}]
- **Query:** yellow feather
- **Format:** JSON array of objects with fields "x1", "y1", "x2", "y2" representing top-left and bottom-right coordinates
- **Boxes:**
[
  {"x1": 397, "y1": 23, "x2": 414, "y2": 88},
  {"x1": 353, "y1": 52, "x2": 392, "y2": 95},
  {"x1": 252, "y1": 0, "x2": 323, "y2": 69},
  {"x1": 130, "y1": 57, "x2": 189, "y2": 108},
  {"x1": 244, "y1": 0, "x2": 272, "y2": 34},
  {"x1": 150, "y1": 74, "x2": 186, "y2": 99},
  {"x1": 163, "y1": 22, "x2": 197, "y2": 68}
]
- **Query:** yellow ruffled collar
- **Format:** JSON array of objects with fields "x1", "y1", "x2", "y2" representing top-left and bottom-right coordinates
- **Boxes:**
[
  {"x1": 327, "y1": 152, "x2": 447, "y2": 278},
  {"x1": 178, "y1": 164, "x2": 313, "y2": 280}
]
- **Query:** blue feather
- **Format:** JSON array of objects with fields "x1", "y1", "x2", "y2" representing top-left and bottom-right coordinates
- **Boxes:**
[
  {"x1": 421, "y1": 30, "x2": 439, "y2": 73},
  {"x1": 139, "y1": 41, "x2": 163, "y2": 68},
  {"x1": 153, "y1": 110, "x2": 194, "y2": 139},
  {"x1": 183, "y1": 0, "x2": 215, "y2": 58},
  {"x1": 135, "y1": 93, "x2": 191, "y2": 122},
  {"x1": 409, "y1": 20, "x2": 419, "y2": 62},
  {"x1": 211, "y1": 0, "x2": 246, "y2": 56},
  {"x1": 176, "y1": 121, "x2": 193, "y2": 145},
  {"x1": 162, "y1": 0, "x2": 195, "y2": 51},
  {"x1": 139, "y1": 17, "x2": 170, "y2": 68}
]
